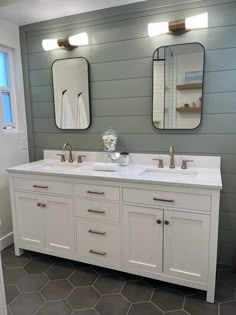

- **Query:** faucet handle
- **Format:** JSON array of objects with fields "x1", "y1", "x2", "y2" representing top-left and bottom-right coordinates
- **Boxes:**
[
  {"x1": 56, "y1": 154, "x2": 66, "y2": 162},
  {"x1": 181, "y1": 160, "x2": 194, "y2": 169},
  {"x1": 152, "y1": 158, "x2": 164, "y2": 168},
  {"x1": 77, "y1": 155, "x2": 87, "y2": 163}
]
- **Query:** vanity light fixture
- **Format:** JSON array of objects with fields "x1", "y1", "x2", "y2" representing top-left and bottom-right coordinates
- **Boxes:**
[
  {"x1": 42, "y1": 32, "x2": 89, "y2": 51},
  {"x1": 148, "y1": 12, "x2": 208, "y2": 37}
]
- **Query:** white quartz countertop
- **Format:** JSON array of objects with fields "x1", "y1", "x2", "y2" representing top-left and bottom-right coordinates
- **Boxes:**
[{"x1": 7, "y1": 158, "x2": 222, "y2": 190}]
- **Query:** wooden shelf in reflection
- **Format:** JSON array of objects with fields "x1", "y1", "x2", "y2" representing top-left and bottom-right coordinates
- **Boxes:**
[
  {"x1": 176, "y1": 107, "x2": 201, "y2": 113},
  {"x1": 176, "y1": 83, "x2": 202, "y2": 90}
]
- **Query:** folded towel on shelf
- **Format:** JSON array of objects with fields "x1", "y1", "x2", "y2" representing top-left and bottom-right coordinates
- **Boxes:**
[{"x1": 92, "y1": 163, "x2": 119, "y2": 172}]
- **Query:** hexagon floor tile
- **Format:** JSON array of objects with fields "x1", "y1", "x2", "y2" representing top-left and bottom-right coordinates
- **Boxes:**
[
  {"x1": 69, "y1": 269, "x2": 98, "y2": 287},
  {"x1": 24, "y1": 259, "x2": 52, "y2": 274},
  {"x1": 2, "y1": 246, "x2": 236, "y2": 315},
  {"x1": 45, "y1": 263, "x2": 74, "y2": 280},
  {"x1": 67, "y1": 287, "x2": 100, "y2": 310},
  {"x1": 35, "y1": 300, "x2": 72, "y2": 315},
  {"x1": 72, "y1": 310, "x2": 98, "y2": 315},
  {"x1": 184, "y1": 294, "x2": 219, "y2": 315},
  {"x1": 9, "y1": 292, "x2": 44, "y2": 315},
  {"x1": 220, "y1": 301, "x2": 236, "y2": 315},
  {"x1": 151, "y1": 288, "x2": 184, "y2": 312},
  {"x1": 3, "y1": 268, "x2": 26, "y2": 285},
  {"x1": 41, "y1": 279, "x2": 73, "y2": 300},
  {"x1": 3, "y1": 254, "x2": 31, "y2": 269},
  {"x1": 95, "y1": 294, "x2": 130, "y2": 315},
  {"x1": 4, "y1": 285, "x2": 20, "y2": 304},
  {"x1": 128, "y1": 302, "x2": 162, "y2": 315},
  {"x1": 121, "y1": 280, "x2": 153, "y2": 303},
  {"x1": 17, "y1": 273, "x2": 48, "y2": 292},
  {"x1": 94, "y1": 274, "x2": 125, "y2": 294}
]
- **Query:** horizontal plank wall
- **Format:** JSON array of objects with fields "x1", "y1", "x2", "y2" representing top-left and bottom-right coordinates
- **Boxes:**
[{"x1": 20, "y1": 0, "x2": 236, "y2": 264}]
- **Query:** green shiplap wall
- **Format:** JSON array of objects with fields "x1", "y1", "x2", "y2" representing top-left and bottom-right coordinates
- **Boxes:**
[{"x1": 20, "y1": 0, "x2": 236, "y2": 264}]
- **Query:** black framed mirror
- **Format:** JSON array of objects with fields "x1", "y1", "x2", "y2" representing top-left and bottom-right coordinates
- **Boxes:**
[
  {"x1": 152, "y1": 43, "x2": 205, "y2": 130},
  {"x1": 52, "y1": 57, "x2": 91, "y2": 130}
]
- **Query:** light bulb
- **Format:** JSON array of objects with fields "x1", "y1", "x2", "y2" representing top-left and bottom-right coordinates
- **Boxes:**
[
  {"x1": 185, "y1": 13, "x2": 208, "y2": 30},
  {"x1": 42, "y1": 39, "x2": 59, "y2": 51},
  {"x1": 68, "y1": 32, "x2": 89, "y2": 46},
  {"x1": 148, "y1": 22, "x2": 169, "y2": 37}
]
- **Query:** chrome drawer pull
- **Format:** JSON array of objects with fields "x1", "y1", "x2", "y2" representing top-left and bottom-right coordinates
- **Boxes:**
[
  {"x1": 89, "y1": 249, "x2": 106, "y2": 256},
  {"x1": 88, "y1": 229, "x2": 106, "y2": 236},
  {"x1": 33, "y1": 185, "x2": 48, "y2": 189},
  {"x1": 88, "y1": 209, "x2": 106, "y2": 214},
  {"x1": 153, "y1": 197, "x2": 174, "y2": 203},
  {"x1": 87, "y1": 190, "x2": 105, "y2": 195}
]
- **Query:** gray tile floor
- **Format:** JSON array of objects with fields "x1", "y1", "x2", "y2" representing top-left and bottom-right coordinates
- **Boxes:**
[{"x1": 1, "y1": 245, "x2": 236, "y2": 315}]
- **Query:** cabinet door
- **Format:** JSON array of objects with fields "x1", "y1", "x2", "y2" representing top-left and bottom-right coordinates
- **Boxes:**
[
  {"x1": 44, "y1": 196, "x2": 75, "y2": 255},
  {"x1": 15, "y1": 192, "x2": 45, "y2": 248},
  {"x1": 123, "y1": 205, "x2": 163, "y2": 273},
  {"x1": 164, "y1": 210, "x2": 210, "y2": 283}
]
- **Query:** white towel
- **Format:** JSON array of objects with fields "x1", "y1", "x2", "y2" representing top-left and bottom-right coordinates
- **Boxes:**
[
  {"x1": 76, "y1": 93, "x2": 89, "y2": 129},
  {"x1": 92, "y1": 163, "x2": 119, "y2": 172},
  {"x1": 59, "y1": 92, "x2": 75, "y2": 128}
]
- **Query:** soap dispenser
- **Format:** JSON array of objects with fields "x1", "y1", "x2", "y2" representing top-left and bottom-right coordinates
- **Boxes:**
[{"x1": 120, "y1": 151, "x2": 129, "y2": 166}]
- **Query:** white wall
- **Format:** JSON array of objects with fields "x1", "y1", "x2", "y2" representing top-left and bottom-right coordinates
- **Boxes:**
[{"x1": 0, "y1": 19, "x2": 28, "y2": 248}]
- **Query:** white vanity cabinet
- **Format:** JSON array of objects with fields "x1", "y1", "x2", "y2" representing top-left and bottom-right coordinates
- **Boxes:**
[
  {"x1": 163, "y1": 210, "x2": 210, "y2": 283},
  {"x1": 15, "y1": 192, "x2": 45, "y2": 249},
  {"x1": 11, "y1": 176, "x2": 75, "y2": 257},
  {"x1": 8, "y1": 163, "x2": 221, "y2": 304},
  {"x1": 123, "y1": 203, "x2": 210, "y2": 284},
  {"x1": 123, "y1": 205, "x2": 163, "y2": 273}
]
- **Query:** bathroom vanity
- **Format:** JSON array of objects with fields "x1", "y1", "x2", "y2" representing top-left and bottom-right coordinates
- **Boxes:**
[{"x1": 7, "y1": 151, "x2": 222, "y2": 303}]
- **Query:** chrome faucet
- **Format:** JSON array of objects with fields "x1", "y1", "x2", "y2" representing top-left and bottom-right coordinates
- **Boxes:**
[
  {"x1": 169, "y1": 145, "x2": 175, "y2": 169},
  {"x1": 62, "y1": 142, "x2": 73, "y2": 162}
]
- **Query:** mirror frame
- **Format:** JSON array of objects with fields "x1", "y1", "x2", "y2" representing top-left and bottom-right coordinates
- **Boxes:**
[
  {"x1": 152, "y1": 42, "x2": 205, "y2": 130},
  {"x1": 51, "y1": 56, "x2": 91, "y2": 130}
]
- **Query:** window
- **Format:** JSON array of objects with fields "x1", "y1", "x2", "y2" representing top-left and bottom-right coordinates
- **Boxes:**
[{"x1": 0, "y1": 46, "x2": 16, "y2": 130}]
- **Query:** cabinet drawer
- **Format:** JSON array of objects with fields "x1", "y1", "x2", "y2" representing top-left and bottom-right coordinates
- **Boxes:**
[
  {"x1": 123, "y1": 188, "x2": 211, "y2": 212},
  {"x1": 76, "y1": 199, "x2": 120, "y2": 223},
  {"x1": 14, "y1": 177, "x2": 73, "y2": 196},
  {"x1": 76, "y1": 219, "x2": 121, "y2": 265},
  {"x1": 75, "y1": 184, "x2": 119, "y2": 201}
]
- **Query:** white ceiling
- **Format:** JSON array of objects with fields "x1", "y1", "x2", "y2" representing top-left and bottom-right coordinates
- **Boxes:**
[{"x1": 0, "y1": 0, "x2": 146, "y2": 26}]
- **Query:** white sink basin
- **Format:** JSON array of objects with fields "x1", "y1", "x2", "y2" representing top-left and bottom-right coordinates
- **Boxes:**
[
  {"x1": 138, "y1": 167, "x2": 198, "y2": 178},
  {"x1": 32, "y1": 161, "x2": 93, "y2": 171}
]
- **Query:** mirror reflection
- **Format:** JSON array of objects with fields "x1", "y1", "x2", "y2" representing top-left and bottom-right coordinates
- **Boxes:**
[
  {"x1": 52, "y1": 57, "x2": 90, "y2": 129},
  {"x1": 152, "y1": 43, "x2": 204, "y2": 129}
]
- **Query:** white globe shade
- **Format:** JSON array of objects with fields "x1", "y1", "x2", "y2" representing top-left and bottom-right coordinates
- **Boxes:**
[
  {"x1": 185, "y1": 13, "x2": 208, "y2": 30},
  {"x1": 42, "y1": 39, "x2": 59, "y2": 51},
  {"x1": 68, "y1": 32, "x2": 89, "y2": 46},
  {"x1": 148, "y1": 22, "x2": 169, "y2": 37}
]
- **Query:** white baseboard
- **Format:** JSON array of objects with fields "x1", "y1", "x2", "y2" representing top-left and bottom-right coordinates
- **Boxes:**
[{"x1": 0, "y1": 232, "x2": 13, "y2": 251}]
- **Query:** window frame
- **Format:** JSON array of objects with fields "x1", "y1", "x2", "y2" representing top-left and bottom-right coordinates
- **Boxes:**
[{"x1": 0, "y1": 45, "x2": 17, "y2": 131}]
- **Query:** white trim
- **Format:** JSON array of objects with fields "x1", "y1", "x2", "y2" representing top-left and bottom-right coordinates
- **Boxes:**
[
  {"x1": 0, "y1": 232, "x2": 13, "y2": 251},
  {"x1": 0, "y1": 45, "x2": 17, "y2": 130},
  {"x1": 0, "y1": 256, "x2": 7, "y2": 315}
]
